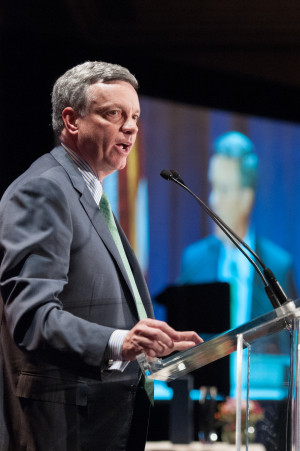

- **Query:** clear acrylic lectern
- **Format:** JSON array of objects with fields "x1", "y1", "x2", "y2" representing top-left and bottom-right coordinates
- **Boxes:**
[{"x1": 138, "y1": 299, "x2": 300, "y2": 450}]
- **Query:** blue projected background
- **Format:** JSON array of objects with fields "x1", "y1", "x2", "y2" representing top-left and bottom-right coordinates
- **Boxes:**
[
  {"x1": 139, "y1": 97, "x2": 300, "y2": 300},
  {"x1": 135, "y1": 98, "x2": 300, "y2": 401},
  {"x1": 104, "y1": 96, "x2": 300, "y2": 401}
]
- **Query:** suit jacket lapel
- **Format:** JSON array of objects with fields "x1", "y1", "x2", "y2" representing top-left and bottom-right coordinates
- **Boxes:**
[{"x1": 50, "y1": 146, "x2": 145, "y2": 314}]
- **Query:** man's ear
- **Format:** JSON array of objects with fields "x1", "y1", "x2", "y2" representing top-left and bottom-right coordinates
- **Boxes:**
[{"x1": 61, "y1": 107, "x2": 79, "y2": 135}]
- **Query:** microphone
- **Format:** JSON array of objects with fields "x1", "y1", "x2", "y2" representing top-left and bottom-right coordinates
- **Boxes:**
[{"x1": 160, "y1": 168, "x2": 293, "y2": 312}]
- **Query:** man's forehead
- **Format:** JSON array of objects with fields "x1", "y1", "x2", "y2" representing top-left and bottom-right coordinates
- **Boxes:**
[
  {"x1": 209, "y1": 155, "x2": 241, "y2": 183},
  {"x1": 87, "y1": 80, "x2": 140, "y2": 106},
  {"x1": 210, "y1": 155, "x2": 240, "y2": 171}
]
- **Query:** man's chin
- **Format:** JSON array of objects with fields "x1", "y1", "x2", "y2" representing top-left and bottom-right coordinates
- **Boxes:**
[
  {"x1": 115, "y1": 158, "x2": 128, "y2": 172},
  {"x1": 215, "y1": 228, "x2": 232, "y2": 243},
  {"x1": 101, "y1": 158, "x2": 128, "y2": 177}
]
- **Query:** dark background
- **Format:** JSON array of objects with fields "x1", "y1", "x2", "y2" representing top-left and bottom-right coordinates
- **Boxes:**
[{"x1": 2, "y1": 0, "x2": 300, "y2": 194}]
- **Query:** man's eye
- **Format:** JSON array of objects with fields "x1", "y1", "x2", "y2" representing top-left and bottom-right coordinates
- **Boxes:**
[{"x1": 108, "y1": 110, "x2": 121, "y2": 117}]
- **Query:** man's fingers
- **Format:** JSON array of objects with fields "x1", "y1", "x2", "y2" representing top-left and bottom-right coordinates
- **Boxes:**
[
  {"x1": 122, "y1": 325, "x2": 175, "y2": 360},
  {"x1": 138, "y1": 319, "x2": 203, "y2": 345},
  {"x1": 131, "y1": 334, "x2": 167, "y2": 354},
  {"x1": 172, "y1": 341, "x2": 200, "y2": 351},
  {"x1": 132, "y1": 322, "x2": 175, "y2": 348},
  {"x1": 175, "y1": 331, "x2": 203, "y2": 344},
  {"x1": 122, "y1": 318, "x2": 203, "y2": 361},
  {"x1": 135, "y1": 318, "x2": 182, "y2": 341}
]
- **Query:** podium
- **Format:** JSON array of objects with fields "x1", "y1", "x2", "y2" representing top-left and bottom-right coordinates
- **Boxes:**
[{"x1": 138, "y1": 299, "x2": 300, "y2": 449}]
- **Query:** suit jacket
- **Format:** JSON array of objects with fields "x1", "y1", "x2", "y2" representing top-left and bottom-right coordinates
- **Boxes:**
[
  {"x1": 179, "y1": 234, "x2": 297, "y2": 327},
  {"x1": 0, "y1": 146, "x2": 154, "y2": 451}
]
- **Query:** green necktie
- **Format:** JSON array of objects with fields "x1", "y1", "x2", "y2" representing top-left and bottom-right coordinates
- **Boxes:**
[
  {"x1": 100, "y1": 192, "x2": 154, "y2": 404},
  {"x1": 99, "y1": 192, "x2": 147, "y2": 320}
]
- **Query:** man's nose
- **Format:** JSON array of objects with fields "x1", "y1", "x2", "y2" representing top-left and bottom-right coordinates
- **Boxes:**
[{"x1": 121, "y1": 117, "x2": 138, "y2": 134}]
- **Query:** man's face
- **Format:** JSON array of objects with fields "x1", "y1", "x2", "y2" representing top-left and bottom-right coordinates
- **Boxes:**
[
  {"x1": 73, "y1": 80, "x2": 140, "y2": 180},
  {"x1": 208, "y1": 155, "x2": 253, "y2": 236}
]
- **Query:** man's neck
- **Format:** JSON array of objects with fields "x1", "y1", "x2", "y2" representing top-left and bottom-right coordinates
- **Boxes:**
[{"x1": 215, "y1": 222, "x2": 248, "y2": 247}]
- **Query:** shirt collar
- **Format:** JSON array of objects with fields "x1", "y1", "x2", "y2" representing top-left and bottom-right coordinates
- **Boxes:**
[{"x1": 61, "y1": 142, "x2": 102, "y2": 205}]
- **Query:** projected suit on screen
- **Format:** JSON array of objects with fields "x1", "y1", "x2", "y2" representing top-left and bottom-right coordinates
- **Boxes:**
[{"x1": 179, "y1": 131, "x2": 297, "y2": 345}]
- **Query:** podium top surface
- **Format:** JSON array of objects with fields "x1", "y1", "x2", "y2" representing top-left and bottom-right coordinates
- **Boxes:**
[{"x1": 138, "y1": 299, "x2": 300, "y2": 382}]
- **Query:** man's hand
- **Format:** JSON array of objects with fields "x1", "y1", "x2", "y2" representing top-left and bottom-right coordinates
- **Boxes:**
[{"x1": 122, "y1": 318, "x2": 203, "y2": 361}]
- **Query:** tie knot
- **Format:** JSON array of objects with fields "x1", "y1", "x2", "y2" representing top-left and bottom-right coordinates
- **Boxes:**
[{"x1": 99, "y1": 191, "x2": 110, "y2": 210}]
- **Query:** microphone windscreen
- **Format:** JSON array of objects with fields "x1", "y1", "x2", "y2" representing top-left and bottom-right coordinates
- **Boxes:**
[{"x1": 160, "y1": 170, "x2": 172, "y2": 180}]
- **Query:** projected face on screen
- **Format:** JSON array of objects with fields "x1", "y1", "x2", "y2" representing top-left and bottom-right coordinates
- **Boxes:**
[{"x1": 208, "y1": 154, "x2": 254, "y2": 242}]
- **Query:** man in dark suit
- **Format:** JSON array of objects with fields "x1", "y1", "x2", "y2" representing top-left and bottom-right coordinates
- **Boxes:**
[
  {"x1": 0, "y1": 61, "x2": 201, "y2": 451},
  {"x1": 179, "y1": 131, "x2": 297, "y2": 329}
]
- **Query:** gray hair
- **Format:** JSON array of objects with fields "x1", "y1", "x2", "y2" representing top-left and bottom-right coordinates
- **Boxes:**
[
  {"x1": 51, "y1": 61, "x2": 138, "y2": 136},
  {"x1": 212, "y1": 131, "x2": 259, "y2": 191}
]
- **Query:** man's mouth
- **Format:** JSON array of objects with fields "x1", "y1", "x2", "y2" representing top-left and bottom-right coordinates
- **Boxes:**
[{"x1": 116, "y1": 142, "x2": 131, "y2": 152}]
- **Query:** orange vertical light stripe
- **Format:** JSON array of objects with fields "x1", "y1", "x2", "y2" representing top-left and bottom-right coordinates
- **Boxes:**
[
  {"x1": 118, "y1": 162, "x2": 130, "y2": 239},
  {"x1": 127, "y1": 140, "x2": 139, "y2": 251}
]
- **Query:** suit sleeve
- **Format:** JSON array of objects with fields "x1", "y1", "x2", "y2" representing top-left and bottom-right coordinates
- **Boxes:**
[{"x1": 0, "y1": 177, "x2": 115, "y2": 371}]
